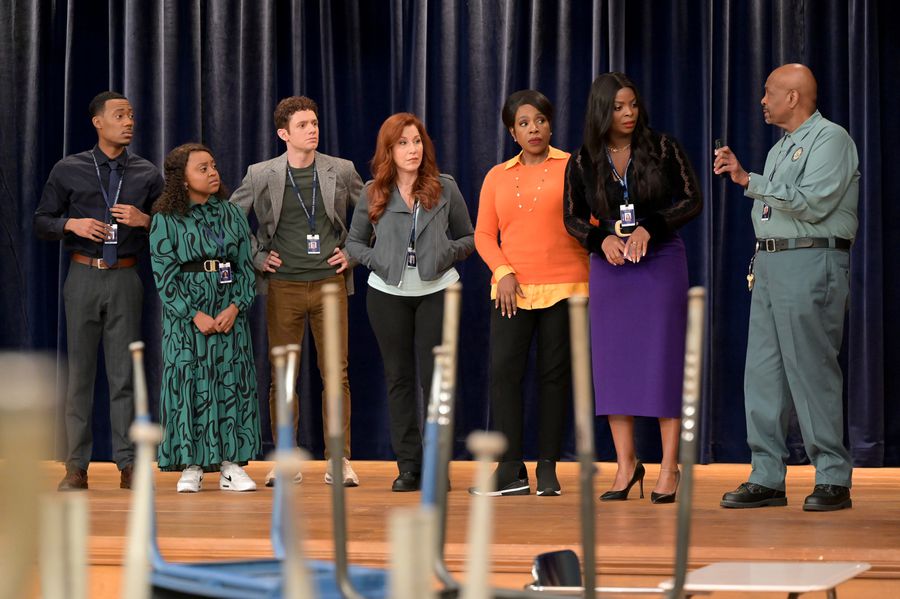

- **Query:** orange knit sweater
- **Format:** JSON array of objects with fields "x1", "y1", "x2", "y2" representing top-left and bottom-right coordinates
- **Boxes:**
[{"x1": 475, "y1": 147, "x2": 589, "y2": 292}]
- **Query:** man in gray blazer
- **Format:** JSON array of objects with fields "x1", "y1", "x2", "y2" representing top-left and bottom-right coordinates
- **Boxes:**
[{"x1": 231, "y1": 96, "x2": 363, "y2": 487}]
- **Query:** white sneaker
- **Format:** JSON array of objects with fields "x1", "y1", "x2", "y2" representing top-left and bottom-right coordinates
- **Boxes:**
[
  {"x1": 324, "y1": 458, "x2": 359, "y2": 487},
  {"x1": 177, "y1": 465, "x2": 203, "y2": 493},
  {"x1": 219, "y1": 461, "x2": 257, "y2": 492},
  {"x1": 264, "y1": 467, "x2": 302, "y2": 487}
]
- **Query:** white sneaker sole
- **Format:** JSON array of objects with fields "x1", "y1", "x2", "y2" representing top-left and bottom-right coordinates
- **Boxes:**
[
  {"x1": 469, "y1": 483, "x2": 530, "y2": 496},
  {"x1": 177, "y1": 472, "x2": 202, "y2": 493},
  {"x1": 324, "y1": 473, "x2": 360, "y2": 487},
  {"x1": 220, "y1": 480, "x2": 256, "y2": 492}
]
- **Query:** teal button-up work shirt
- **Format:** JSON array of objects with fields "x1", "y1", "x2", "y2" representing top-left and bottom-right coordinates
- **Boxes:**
[{"x1": 745, "y1": 110, "x2": 860, "y2": 240}]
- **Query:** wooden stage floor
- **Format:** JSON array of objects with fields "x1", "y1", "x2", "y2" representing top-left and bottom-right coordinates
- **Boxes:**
[{"x1": 50, "y1": 461, "x2": 900, "y2": 598}]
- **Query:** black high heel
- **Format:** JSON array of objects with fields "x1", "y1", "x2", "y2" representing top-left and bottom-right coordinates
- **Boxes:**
[
  {"x1": 651, "y1": 468, "x2": 681, "y2": 504},
  {"x1": 600, "y1": 461, "x2": 645, "y2": 501}
]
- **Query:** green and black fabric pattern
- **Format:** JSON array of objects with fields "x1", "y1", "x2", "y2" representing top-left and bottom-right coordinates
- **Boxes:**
[{"x1": 150, "y1": 196, "x2": 261, "y2": 472}]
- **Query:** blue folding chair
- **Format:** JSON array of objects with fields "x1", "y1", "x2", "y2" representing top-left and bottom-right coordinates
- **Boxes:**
[{"x1": 127, "y1": 341, "x2": 388, "y2": 599}]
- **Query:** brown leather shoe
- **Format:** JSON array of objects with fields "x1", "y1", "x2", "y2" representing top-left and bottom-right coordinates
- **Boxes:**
[
  {"x1": 57, "y1": 466, "x2": 88, "y2": 491},
  {"x1": 120, "y1": 464, "x2": 134, "y2": 490}
]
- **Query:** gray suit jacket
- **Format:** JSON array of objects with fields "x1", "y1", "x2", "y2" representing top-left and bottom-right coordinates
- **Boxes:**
[{"x1": 230, "y1": 151, "x2": 364, "y2": 295}]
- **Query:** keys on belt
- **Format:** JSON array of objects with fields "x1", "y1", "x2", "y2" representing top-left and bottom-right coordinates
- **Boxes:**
[{"x1": 747, "y1": 237, "x2": 852, "y2": 292}]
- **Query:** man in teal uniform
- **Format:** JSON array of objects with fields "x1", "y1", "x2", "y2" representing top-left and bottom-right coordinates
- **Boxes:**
[{"x1": 714, "y1": 64, "x2": 859, "y2": 511}]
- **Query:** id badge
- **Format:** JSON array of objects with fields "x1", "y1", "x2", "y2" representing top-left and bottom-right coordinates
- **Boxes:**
[
  {"x1": 619, "y1": 203, "x2": 636, "y2": 228},
  {"x1": 761, "y1": 204, "x2": 771, "y2": 222},
  {"x1": 217, "y1": 261, "x2": 233, "y2": 284},
  {"x1": 105, "y1": 223, "x2": 118, "y2": 245},
  {"x1": 406, "y1": 247, "x2": 417, "y2": 268},
  {"x1": 307, "y1": 234, "x2": 321, "y2": 255}
]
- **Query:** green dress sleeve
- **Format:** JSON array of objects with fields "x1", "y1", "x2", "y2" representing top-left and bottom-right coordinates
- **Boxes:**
[
  {"x1": 227, "y1": 202, "x2": 257, "y2": 312},
  {"x1": 150, "y1": 213, "x2": 195, "y2": 320}
]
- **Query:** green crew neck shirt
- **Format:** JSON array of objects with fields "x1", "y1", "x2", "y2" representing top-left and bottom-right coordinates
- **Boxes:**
[{"x1": 271, "y1": 163, "x2": 341, "y2": 281}]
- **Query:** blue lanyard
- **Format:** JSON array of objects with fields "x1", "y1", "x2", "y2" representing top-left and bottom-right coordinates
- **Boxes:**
[
  {"x1": 90, "y1": 151, "x2": 126, "y2": 209},
  {"x1": 198, "y1": 209, "x2": 226, "y2": 256},
  {"x1": 287, "y1": 163, "x2": 318, "y2": 233},
  {"x1": 202, "y1": 226, "x2": 225, "y2": 256},
  {"x1": 605, "y1": 147, "x2": 632, "y2": 201}
]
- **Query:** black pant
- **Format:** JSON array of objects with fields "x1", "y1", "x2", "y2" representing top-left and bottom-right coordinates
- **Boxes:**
[
  {"x1": 489, "y1": 299, "x2": 571, "y2": 463},
  {"x1": 63, "y1": 262, "x2": 142, "y2": 470},
  {"x1": 366, "y1": 286, "x2": 445, "y2": 473}
]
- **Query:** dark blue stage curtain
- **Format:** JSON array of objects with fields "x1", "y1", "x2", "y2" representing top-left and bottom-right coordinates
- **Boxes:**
[{"x1": 1, "y1": 0, "x2": 896, "y2": 466}]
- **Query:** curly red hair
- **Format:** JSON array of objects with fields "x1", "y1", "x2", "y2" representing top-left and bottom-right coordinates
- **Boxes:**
[{"x1": 367, "y1": 113, "x2": 441, "y2": 223}]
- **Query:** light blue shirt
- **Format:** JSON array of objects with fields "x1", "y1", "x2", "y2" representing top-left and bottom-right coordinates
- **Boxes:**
[{"x1": 745, "y1": 111, "x2": 860, "y2": 240}]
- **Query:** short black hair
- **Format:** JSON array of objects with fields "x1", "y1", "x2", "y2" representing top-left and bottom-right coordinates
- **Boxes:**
[
  {"x1": 501, "y1": 90, "x2": 554, "y2": 129},
  {"x1": 89, "y1": 91, "x2": 127, "y2": 118}
]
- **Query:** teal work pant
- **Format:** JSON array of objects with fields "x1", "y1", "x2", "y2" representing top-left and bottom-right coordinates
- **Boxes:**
[{"x1": 743, "y1": 248, "x2": 852, "y2": 489}]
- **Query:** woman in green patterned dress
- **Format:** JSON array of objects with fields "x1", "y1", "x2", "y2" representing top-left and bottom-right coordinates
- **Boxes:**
[{"x1": 150, "y1": 143, "x2": 260, "y2": 493}]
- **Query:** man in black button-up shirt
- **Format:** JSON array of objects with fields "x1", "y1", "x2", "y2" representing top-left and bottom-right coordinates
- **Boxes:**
[{"x1": 33, "y1": 91, "x2": 163, "y2": 491}]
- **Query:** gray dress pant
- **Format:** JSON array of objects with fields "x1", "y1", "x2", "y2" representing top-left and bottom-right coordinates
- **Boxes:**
[
  {"x1": 744, "y1": 248, "x2": 852, "y2": 489},
  {"x1": 62, "y1": 262, "x2": 142, "y2": 470}
]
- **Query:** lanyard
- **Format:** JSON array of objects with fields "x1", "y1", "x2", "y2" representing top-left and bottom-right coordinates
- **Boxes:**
[
  {"x1": 768, "y1": 136, "x2": 796, "y2": 182},
  {"x1": 90, "y1": 151, "x2": 126, "y2": 210},
  {"x1": 287, "y1": 163, "x2": 318, "y2": 233},
  {"x1": 605, "y1": 147, "x2": 632, "y2": 201},
  {"x1": 198, "y1": 210, "x2": 226, "y2": 256},
  {"x1": 407, "y1": 200, "x2": 419, "y2": 249}
]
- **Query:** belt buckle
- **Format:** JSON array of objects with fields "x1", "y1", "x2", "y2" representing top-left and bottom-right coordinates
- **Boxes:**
[
  {"x1": 203, "y1": 259, "x2": 218, "y2": 272},
  {"x1": 614, "y1": 220, "x2": 632, "y2": 238},
  {"x1": 765, "y1": 239, "x2": 777, "y2": 253},
  {"x1": 97, "y1": 258, "x2": 111, "y2": 270}
]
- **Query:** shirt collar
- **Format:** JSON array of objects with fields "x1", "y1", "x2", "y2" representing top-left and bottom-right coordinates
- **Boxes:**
[
  {"x1": 785, "y1": 110, "x2": 821, "y2": 143},
  {"x1": 503, "y1": 145, "x2": 568, "y2": 170},
  {"x1": 92, "y1": 145, "x2": 129, "y2": 168}
]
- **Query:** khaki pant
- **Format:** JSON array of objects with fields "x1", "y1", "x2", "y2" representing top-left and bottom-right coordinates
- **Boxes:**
[{"x1": 266, "y1": 274, "x2": 351, "y2": 458}]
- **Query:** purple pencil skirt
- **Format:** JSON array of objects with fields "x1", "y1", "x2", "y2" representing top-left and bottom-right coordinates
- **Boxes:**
[{"x1": 589, "y1": 235, "x2": 688, "y2": 418}]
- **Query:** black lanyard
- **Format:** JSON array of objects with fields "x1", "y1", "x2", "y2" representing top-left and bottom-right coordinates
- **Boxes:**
[
  {"x1": 605, "y1": 147, "x2": 632, "y2": 201},
  {"x1": 407, "y1": 200, "x2": 419, "y2": 249},
  {"x1": 90, "y1": 151, "x2": 126, "y2": 210},
  {"x1": 287, "y1": 164, "x2": 318, "y2": 233}
]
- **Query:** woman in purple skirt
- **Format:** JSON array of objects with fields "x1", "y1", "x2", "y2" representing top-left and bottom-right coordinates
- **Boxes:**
[{"x1": 563, "y1": 73, "x2": 702, "y2": 503}]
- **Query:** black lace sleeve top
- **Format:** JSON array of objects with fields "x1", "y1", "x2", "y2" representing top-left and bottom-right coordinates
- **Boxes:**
[{"x1": 563, "y1": 131, "x2": 702, "y2": 254}]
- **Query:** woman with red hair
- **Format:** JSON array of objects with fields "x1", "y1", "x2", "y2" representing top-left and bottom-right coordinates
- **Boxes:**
[{"x1": 346, "y1": 113, "x2": 474, "y2": 491}]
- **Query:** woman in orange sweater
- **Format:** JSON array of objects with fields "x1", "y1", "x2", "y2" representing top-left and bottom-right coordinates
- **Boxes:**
[{"x1": 473, "y1": 90, "x2": 589, "y2": 496}]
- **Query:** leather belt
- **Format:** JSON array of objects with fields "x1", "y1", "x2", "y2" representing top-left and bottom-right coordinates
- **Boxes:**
[
  {"x1": 181, "y1": 259, "x2": 225, "y2": 273},
  {"x1": 755, "y1": 237, "x2": 851, "y2": 253},
  {"x1": 71, "y1": 253, "x2": 137, "y2": 270}
]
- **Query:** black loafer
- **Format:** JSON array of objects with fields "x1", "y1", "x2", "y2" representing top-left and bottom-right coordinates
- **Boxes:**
[
  {"x1": 720, "y1": 482, "x2": 787, "y2": 508},
  {"x1": 392, "y1": 471, "x2": 421, "y2": 492},
  {"x1": 803, "y1": 484, "x2": 851, "y2": 512}
]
